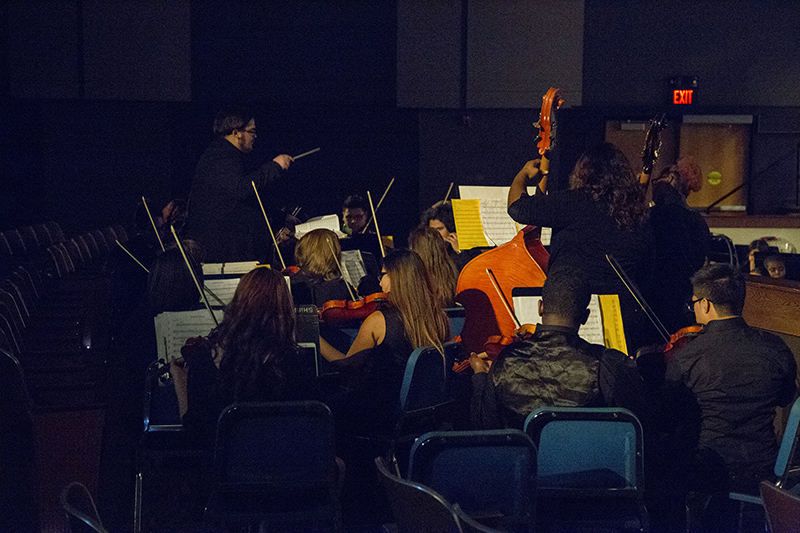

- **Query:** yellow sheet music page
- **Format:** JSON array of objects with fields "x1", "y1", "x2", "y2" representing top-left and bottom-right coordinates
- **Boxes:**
[
  {"x1": 451, "y1": 199, "x2": 490, "y2": 249},
  {"x1": 598, "y1": 294, "x2": 628, "y2": 355}
]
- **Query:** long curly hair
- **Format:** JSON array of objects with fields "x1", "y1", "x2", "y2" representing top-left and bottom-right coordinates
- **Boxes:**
[
  {"x1": 382, "y1": 250, "x2": 450, "y2": 350},
  {"x1": 568, "y1": 143, "x2": 648, "y2": 230},
  {"x1": 216, "y1": 267, "x2": 296, "y2": 400},
  {"x1": 408, "y1": 226, "x2": 459, "y2": 308}
]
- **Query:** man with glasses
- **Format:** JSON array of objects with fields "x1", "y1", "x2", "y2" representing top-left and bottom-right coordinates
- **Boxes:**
[
  {"x1": 184, "y1": 107, "x2": 293, "y2": 263},
  {"x1": 662, "y1": 262, "x2": 796, "y2": 529}
]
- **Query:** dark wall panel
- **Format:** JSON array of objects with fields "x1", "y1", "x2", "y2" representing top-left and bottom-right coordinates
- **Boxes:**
[
  {"x1": 583, "y1": 1, "x2": 800, "y2": 107},
  {"x1": 397, "y1": 0, "x2": 461, "y2": 108},
  {"x1": 191, "y1": 1, "x2": 396, "y2": 106},
  {"x1": 6, "y1": 2, "x2": 82, "y2": 99},
  {"x1": 82, "y1": 0, "x2": 191, "y2": 101}
]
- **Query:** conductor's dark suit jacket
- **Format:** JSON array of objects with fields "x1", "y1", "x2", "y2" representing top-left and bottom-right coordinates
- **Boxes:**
[{"x1": 185, "y1": 136, "x2": 283, "y2": 263}]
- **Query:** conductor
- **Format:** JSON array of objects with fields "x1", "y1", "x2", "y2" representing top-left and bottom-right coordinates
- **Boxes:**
[{"x1": 184, "y1": 107, "x2": 293, "y2": 263}]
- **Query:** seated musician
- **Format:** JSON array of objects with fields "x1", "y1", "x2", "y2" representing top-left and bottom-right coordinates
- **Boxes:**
[
  {"x1": 469, "y1": 267, "x2": 645, "y2": 430},
  {"x1": 339, "y1": 194, "x2": 384, "y2": 260},
  {"x1": 421, "y1": 200, "x2": 484, "y2": 272},
  {"x1": 342, "y1": 194, "x2": 370, "y2": 236},
  {"x1": 661, "y1": 263, "x2": 796, "y2": 529},
  {"x1": 408, "y1": 226, "x2": 459, "y2": 308},
  {"x1": 320, "y1": 249, "x2": 450, "y2": 437},
  {"x1": 290, "y1": 228, "x2": 355, "y2": 308},
  {"x1": 169, "y1": 267, "x2": 317, "y2": 447}
]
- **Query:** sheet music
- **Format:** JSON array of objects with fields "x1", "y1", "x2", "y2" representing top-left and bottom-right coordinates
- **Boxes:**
[
  {"x1": 458, "y1": 185, "x2": 550, "y2": 246},
  {"x1": 340, "y1": 250, "x2": 367, "y2": 287},
  {"x1": 295, "y1": 214, "x2": 347, "y2": 239},
  {"x1": 154, "y1": 309, "x2": 224, "y2": 362},
  {"x1": 204, "y1": 278, "x2": 240, "y2": 306},
  {"x1": 512, "y1": 291, "x2": 605, "y2": 345},
  {"x1": 202, "y1": 261, "x2": 258, "y2": 275},
  {"x1": 451, "y1": 199, "x2": 490, "y2": 249}
]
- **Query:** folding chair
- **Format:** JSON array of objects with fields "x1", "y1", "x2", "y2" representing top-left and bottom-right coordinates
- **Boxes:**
[
  {"x1": 134, "y1": 359, "x2": 204, "y2": 533},
  {"x1": 61, "y1": 481, "x2": 108, "y2": 533},
  {"x1": 0, "y1": 349, "x2": 37, "y2": 532},
  {"x1": 760, "y1": 480, "x2": 800, "y2": 533},
  {"x1": 204, "y1": 401, "x2": 341, "y2": 531},
  {"x1": 407, "y1": 429, "x2": 537, "y2": 532},
  {"x1": 389, "y1": 341, "x2": 463, "y2": 474},
  {"x1": 524, "y1": 407, "x2": 648, "y2": 532},
  {"x1": 728, "y1": 396, "x2": 800, "y2": 509}
]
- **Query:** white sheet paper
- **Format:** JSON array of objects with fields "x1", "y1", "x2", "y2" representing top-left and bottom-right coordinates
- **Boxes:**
[
  {"x1": 154, "y1": 309, "x2": 224, "y2": 362},
  {"x1": 458, "y1": 185, "x2": 551, "y2": 246},
  {"x1": 295, "y1": 214, "x2": 347, "y2": 239}
]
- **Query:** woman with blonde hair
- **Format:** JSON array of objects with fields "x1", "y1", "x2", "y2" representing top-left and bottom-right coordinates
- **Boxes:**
[
  {"x1": 320, "y1": 249, "x2": 450, "y2": 435},
  {"x1": 291, "y1": 228, "x2": 354, "y2": 307},
  {"x1": 408, "y1": 226, "x2": 459, "y2": 308}
]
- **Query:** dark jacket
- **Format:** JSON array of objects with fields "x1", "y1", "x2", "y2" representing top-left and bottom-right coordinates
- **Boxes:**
[
  {"x1": 664, "y1": 316, "x2": 797, "y2": 491},
  {"x1": 471, "y1": 324, "x2": 646, "y2": 430},
  {"x1": 185, "y1": 137, "x2": 283, "y2": 263}
]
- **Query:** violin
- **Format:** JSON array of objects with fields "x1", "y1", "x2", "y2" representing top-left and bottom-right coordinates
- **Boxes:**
[
  {"x1": 319, "y1": 292, "x2": 390, "y2": 325},
  {"x1": 281, "y1": 265, "x2": 300, "y2": 276},
  {"x1": 453, "y1": 324, "x2": 537, "y2": 373}
]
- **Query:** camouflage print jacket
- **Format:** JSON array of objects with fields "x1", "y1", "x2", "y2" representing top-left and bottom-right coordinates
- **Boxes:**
[{"x1": 471, "y1": 325, "x2": 645, "y2": 430}]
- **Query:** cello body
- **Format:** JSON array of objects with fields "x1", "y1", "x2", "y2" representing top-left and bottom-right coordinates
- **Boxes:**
[{"x1": 456, "y1": 226, "x2": 549, "y2": 356}]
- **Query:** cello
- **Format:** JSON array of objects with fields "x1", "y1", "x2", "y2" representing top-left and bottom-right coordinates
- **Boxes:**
[{"x1": 455, "y1": 87, "x2": 562, "y2": 358}]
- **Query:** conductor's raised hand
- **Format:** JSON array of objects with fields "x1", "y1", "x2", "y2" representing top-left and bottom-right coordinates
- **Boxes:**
[{"x1": 273, "y1": 154, "x2": 294, "y2": 170}]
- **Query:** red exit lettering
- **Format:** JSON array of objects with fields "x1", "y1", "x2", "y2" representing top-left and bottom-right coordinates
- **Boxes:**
[{"x1": 673, "y1": 89, "x2": 694, "y2": 105}]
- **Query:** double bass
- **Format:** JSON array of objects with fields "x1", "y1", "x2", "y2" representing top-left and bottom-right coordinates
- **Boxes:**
[{"x1": 454, "y1": 87, "x2": 562, "y2": 358}]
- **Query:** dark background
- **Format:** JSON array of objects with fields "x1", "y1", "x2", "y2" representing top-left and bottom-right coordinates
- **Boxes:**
[{"x1": 2, "y1": 1, "x2": 800, "y2": 242}]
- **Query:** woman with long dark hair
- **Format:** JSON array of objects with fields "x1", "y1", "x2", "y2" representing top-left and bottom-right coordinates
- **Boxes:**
[
  {"x1": 170, "y1": 266, "x2": 315, "y2": 444},
  {"x1": 507, "y1": 142, "x2": 652, "y2": 348}
]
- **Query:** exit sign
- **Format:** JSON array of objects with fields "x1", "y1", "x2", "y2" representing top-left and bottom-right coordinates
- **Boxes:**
[
  {"x1": 669, "y1": 76, "x2": 698, "y2": 106},
  {"x1": 673, "y1": 89, "x2": 694, "y2": 105}
]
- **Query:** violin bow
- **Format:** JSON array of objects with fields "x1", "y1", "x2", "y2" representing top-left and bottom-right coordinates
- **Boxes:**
[
  {"x1": 605, "y1": 254, "x2": 670, "y2": 343},
  {"x1": 486, "y1": 268, "x2": 522, "y2": 329},
  {"x1": 367, "y1": 190, "x2": 386, "y2": 258},
  {"x1": 141, "y1": 196, "x2": 165, "y2": 252},
  {"x1": 534, "y1": 87, "x2": 563, "y2": 193},
  {"x1": 364, "y1": 177, "x2": 395, "y2": 233},
  {"x1": 443, "y1": 182, "x2": 454, "y2": 204},
  {"x1": 115, "y1": 239, "x2": 149, "y2": 273},
  {"x1": 251, "y1": 181, "x2": 286, "y2": 270},
  {"x1": 170, "y1": 225, "x2": 219, "y2": 327},
  {"x1": 326, "y1": 237, "x2": 357, "y2": 301}
]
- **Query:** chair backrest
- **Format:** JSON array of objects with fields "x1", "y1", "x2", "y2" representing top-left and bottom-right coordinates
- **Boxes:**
[
  {"x1": 445, "y1": 307, "x2": 466, "y2": 338},
  {"x1": 60, "y1": 482, "x2": 108, "y2": 533},
  {"x1": 524, "y1": 407, "x2": 644, "y2": 494},
  {"x1": 375, "y1": 455, "x2": 463, "y2": 533},
  {"x1": 142, "y1": 360, "x2": 183, "y2": 431},
  {"x1": 399, "y1": 341, "x2": 460, "y2": 414},
  {"x1": 775, "y1": 396, "x2": 800, "y2": 483},
  {"x1": 213, "y1": 401, "x2": 336, "y2": 491},
  {"x1": 760, "y1": 480, "x2": 800, "y2": 533},
  {"x1": 407, "y1": 429, "x2": 537, "y2": 529}
]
